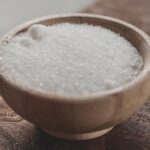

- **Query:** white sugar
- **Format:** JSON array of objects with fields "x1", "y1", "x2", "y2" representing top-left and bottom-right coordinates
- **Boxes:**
[{"x1": 0, "y1": 23, "x2": 143, "y2": 96}]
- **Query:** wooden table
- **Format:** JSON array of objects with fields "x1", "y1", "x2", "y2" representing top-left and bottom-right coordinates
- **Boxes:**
[{"x1": 0, "y1": 0, "x2": 150, "y2": 149}]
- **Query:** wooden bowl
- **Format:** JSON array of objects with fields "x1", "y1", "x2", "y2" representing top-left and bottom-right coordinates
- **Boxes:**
[{"x1": 0, "y1": 14, "x2": 150, "y2": 140}]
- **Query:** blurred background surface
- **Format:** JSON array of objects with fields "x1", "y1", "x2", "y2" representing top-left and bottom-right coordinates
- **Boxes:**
[{"x1": 0, "y1": 0, "x2": 94, "y2": 36}]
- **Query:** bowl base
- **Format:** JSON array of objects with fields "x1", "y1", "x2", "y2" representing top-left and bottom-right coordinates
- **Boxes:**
[{"x1": 42, "y1": 127, "x2": 113, "y2": 140}]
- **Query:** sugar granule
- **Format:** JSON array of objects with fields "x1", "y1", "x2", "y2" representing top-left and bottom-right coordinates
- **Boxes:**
[{"x1": 0, "y1": 23, "x2": 143, "y2": 96}]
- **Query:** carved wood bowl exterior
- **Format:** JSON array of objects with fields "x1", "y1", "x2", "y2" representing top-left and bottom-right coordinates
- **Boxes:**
[{"x1": 0, "y1": 14, "x2": 150, "y2": 140}]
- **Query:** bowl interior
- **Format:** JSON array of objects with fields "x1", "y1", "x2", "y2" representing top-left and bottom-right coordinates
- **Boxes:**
[
  {"x1": 1, "y1": 14, "x2": 150, "y2": 100},
  {"x1": 6, "y1": 14, "x2": 150, "y2": 68},
  {"x1": 15, "y1": 15, "x2": 148, "y2": 55}
]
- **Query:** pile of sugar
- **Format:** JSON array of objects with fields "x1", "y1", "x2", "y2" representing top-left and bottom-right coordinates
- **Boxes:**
[{"x1": 0, "y1": 23, "x2": 143, "y2": 96}]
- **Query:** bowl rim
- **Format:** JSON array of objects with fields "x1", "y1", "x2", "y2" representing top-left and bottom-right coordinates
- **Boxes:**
[{"x1": 0, "y1": 13, "x2": 150, "y2": 103}]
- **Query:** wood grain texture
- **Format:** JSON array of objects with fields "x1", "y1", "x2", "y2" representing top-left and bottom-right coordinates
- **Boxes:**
[
  {"x1": 83, "y1": 0, "x2": 150, "y2": 34},
  {"x1": 0, "y1": 96, "x2": 149, "y2": 150},
  {"x1": 0, "y1": 0, "x2": 150, "y2": 149}
]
